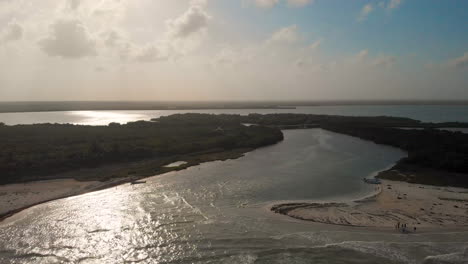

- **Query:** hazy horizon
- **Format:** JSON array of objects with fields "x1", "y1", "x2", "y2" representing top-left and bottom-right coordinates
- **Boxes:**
[{"x1": 0, "y1": 0, "x2": 467, "y2": 101}]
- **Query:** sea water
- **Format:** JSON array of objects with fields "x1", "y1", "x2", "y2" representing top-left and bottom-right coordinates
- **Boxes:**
[
  {"x1": 2, "y1": 105, "x2": 468, "y2": 125},
  {"x1": 1, "y1": 129, "x2": 466, "y2": 263}
]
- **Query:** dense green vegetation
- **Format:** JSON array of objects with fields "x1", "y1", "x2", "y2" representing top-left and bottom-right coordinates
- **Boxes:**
[
  {"x1": 323, "y1": 126, "x2": 468, "y2": 187},
  {"x1": 3, "y1": 112, "x2": 468, "y2": 187},
  {"x1": 0, "y1": 114, "x2": 283, "y2": 184},
  {"x1": 241, "y1": 113, "x2": 468, "y2": 187}
]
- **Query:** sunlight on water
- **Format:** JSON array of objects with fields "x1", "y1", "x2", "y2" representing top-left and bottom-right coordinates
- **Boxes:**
[
  {"x1": 0, "y1": 130, "x2": 467, "y2": 263},
  {"x1": 4, "y1": 105, "x2": 468, "y2": 126},
  {"x1": 67, "y1": 111, "x2": 149, "y2": 126}
]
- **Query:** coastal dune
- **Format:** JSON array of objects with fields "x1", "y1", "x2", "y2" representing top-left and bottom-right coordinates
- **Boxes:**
[{"x1": 272, "y1": 179, "x2": 468, "y2": 229}]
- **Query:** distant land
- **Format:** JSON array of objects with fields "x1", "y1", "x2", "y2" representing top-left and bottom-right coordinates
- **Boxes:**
[{"x1": 1, "y1": 100, "x2": 468, "y2": 113}]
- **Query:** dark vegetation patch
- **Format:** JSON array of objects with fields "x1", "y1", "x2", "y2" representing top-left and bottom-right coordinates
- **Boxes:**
[
  {"x1": 240, "y1": 113, "x2": 468, "y2": 187},
  {"x1": 0, "y1": 114, "x2": 283, "y2": 185},
  {"x1": 2, "y1": 112, "x2": 468, "y2": 188}
]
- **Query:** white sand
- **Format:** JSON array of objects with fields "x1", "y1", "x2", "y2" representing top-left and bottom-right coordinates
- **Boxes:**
[
  {"x1": 164, "y1": 161, "x2": 188, "y2": 168},
  {"x1": 0, "y1": 179, "x2": 102, "y2": 216},
  {"x1": 272, "y1": 180, "x2": 468, "y2": 229}
]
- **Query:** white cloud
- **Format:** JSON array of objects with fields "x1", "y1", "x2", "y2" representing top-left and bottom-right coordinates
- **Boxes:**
[
  {"x1": 126, "y1": 0, "x2": 211, "y2": 63},
  {"x1": 135, "y1": 43, "x2": 169, "y2": 62},
  {"x1": 287, "y1": 0, "x2": 314, "y2": 8},
  {"x1": 356, "y1": 49, "x2": 369, "y2": 60},
  {"x1": 447, "y1": 52, "x2": 468, "y2": 69},
  {"x1": 254, "y1": 0, "x2": 280, "y2": 8},
  {"x1": 309, "y1": 38, "x2": 322, "y2": 50},
  {"x1": 358, "y1": 4, "x2": 374, "y2": 21},
  {"x1": 371, "y1": 55, "x2": 395, "y2": 68},
  {"x1": 68, "y1": 0, "x2": 80, "y2": 10},
  {"x1": 103, "y1": 30, "x2": 121, "y2": 47},
  {"x1": 295, "y1": 58, "x2": 307, "y2": 68},
  {"x1": 39, "y1": 19, "x2": 97, "y2": 58},
  {"x1": 353, "y1": 50, "x2": 395, "y2": 68},
  {"x1": 1, "y1": 20, "x2": 23, "y2": 42},
  {"x1": 249, "y1": 0, "x2": 312, "y2": 8},
  {"x1": 387, "y1": 0, "x2": 403, "y2": 10},
  {"x1": 358, "y1": 0, "x2": 403, "y2": 22},
  {"x1": 268, "y1": 25, "x2": 299, "y2": 44},
  {"x1": 166, "y1": 3, "x2": 210, "y2": 39},
  {"x1": 213, "y1": 46, "x2": 238, "y2": 66},
  {"x1": 212, "y1": 45, "x2": 258, "y2": 68}
]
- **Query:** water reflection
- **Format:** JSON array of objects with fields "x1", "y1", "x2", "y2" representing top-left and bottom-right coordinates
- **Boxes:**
[
  {"x1": 67, "y1": 111, "x2": 149, "y2": 126},
  {"x1": 0, "y1": 130, "x2": 466, "y2": 263},
  {"x1": 3, "y1": 105, "x2": 468, "y2": 125}
]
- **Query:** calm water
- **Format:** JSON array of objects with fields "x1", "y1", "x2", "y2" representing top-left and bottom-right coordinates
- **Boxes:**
[
  {"x1": 2, "y1": 105, "x2": 468, "y2": 125},
  {"x1": 1, "y1": 129, "x2": 467, "y2": 263}
]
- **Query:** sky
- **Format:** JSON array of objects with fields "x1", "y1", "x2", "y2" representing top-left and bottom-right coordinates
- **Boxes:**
[{"x1": 0, "y1": 0, "x2": 467, "y2": 101}]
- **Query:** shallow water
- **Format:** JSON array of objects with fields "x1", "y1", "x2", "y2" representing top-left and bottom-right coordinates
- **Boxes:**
[
  {"x1": 3, "y1": 105, "x2": 468, "y2": 125},
  {"x1": 1, "y1": 129, "x2": 466, "y2": 263}
]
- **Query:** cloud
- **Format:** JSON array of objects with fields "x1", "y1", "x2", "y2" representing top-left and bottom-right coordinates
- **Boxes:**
[
  {"x1": 253, "y1": 0, "x2": 280, "y2": 8},
  {"x1": 103, "y1": 30, "x2": 121, "y2": 47},
  {"x1": 249, "y1": 0, "x2": 313, "y2": 8},
  {"x1": 387, "y1": 0, "x2": 403, "y2": 10},
  {"x1": 212, "y1": 45, "x2": 257, "y2": 68},
  {"x1": 295, "y1": 58, "x2": 307, "y2": 68},
  {"x1": 287, "y1": 0, "x2": 314, "y2": 8},
  {"x1": 354, "y1": 50, "x2": 395, "y2": 68},
  {"x1": 268, "y1": 25, "x2": 299, "y2": 44},
  {"x1": 358, "y1": 4, "x2": 374, "y2": 21},
  {"x1": 135, "y1": 43, "x2": 169, "y2": 62},
  {"x1": 39, "y1": 19, "x2": 97, "y2": 58},
  {"x1": 446, "y1": 52, "x2": 468, "y2": 69},
  {"x1": 69, "y1": 0, "x2": 80, "y2": 10},
  {"x1": 1, "y1": 20, "x2": 23, "y2": 43},
  {"x1": 371, "y1": 55, "x2": 395, "y2": 68},
  {"x1": 213, "y1": 47, "x2": 238, "y2": 66},
  {"x1": 358, "y1": 0, "x2": 403, "y2": 22},
  {"x1": 127, "y1": 0, "x2": 211, "y2": 63},
  {"x1": 356, "y1": 49, "x2": 369, "y2": 60},
  {"x1": 309, "y1": 38, "x2": 322, "y2": 50},
  {"x1": 166, "y1": 1, "x2": 210, "y2": 38}
]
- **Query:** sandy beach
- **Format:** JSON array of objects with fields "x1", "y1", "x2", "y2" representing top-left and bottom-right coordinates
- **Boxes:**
[
  {"x1": 272, "y1": 180, "x2": 468, "y2": 229},
  {"x1": 0, "y1": 150, "x2": 252, "y2": 222},
  {"x1": 0, "y1": 178, "x2": 130, "y2": 220}
]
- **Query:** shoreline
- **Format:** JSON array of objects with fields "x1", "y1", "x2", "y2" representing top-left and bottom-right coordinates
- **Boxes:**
[
  {"x1": 271, "y1": 179, "x2": 468, "y2": 230},
  {"x1": 0, "y1": 178, "x2": 129, "y2": 222},
  {"x1": 0, "y1": 148, "x2": 255, "y2": 222}
]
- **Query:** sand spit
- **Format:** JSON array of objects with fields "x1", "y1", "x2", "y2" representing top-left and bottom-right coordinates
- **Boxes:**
[
  {"x1": 272, "y1": 180, "x2": 468, "y2": 229},
  {"x1": 0, "y1": 148, "x2": 257, "y2": 222},
  {"x1": 0, "y1": 178, "x2": 130, "y2": 221}
]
